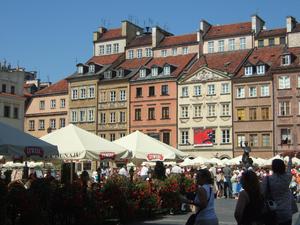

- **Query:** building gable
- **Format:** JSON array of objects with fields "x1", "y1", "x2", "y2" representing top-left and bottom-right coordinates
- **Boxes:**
[{"x1": 182, "y1": 67, "x2": 229, "y2": 83}]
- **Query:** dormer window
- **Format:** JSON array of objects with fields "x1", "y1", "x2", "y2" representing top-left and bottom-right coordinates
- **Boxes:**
[
  {"x1": 117, "y1": 69, "x2": 124, "y2": 78},
  {"x1": 151, "y1": 67, "x2": 158, "y2": 76},
  {"x1": 139, "y1": 69, "x2": 146, "y2": 78},
  {"x1": 78, "y1": 66, "x2": 83, "y2": 74},
  {"x1": 163, "y1": 66, "x2": 171, "y2": 75},
  {"x1": 256, "y1": 65, "x2": 265, "y2": 75},
  {"x1": 104, "y1": 71, "x2": 112, "y2": 79},
  {"x1": 89, "y1": 65, "x2": 95, "y2": 73},
  {"x1": 245, "y1": 66, "x2": 253, "y2": 76},
  {"x1": 282, "y1": 54, "x2": 291, "y2": 66}
]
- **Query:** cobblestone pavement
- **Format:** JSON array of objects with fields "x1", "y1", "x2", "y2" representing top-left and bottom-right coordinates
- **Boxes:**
[{"x1": 132, "y1": 199, "x2": 300, "y2": 225}]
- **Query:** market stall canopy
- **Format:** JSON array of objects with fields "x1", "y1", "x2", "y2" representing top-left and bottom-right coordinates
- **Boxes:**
[
  {"x1": 191, "y1": 156, "x2": 207, "y2": 166},
  {"x1": 0, "y1": 122, "x2": 58, "y2": 159},
  {"x1": 40, "y1": 124, "x2": 128, "y2": 160},
  {"x1": 113, "y1": 130, "x2": 188, "y2": 161}
]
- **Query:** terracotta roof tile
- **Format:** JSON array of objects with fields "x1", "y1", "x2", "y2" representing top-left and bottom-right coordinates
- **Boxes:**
[
  {"x1": 97, "y1": 28, "x2": 123, "y2": 41},
  {"x1": 204, "y1": 22, "x2": 252, "y2": 40},
  {"x1": 35, "y1": 79, "x2": 68, "y2": 95},
  {"x1": 157, "y1": 33, "x2": 198, "y2": 48},
  {"x1": 272, "y1": 47, "x2": 300, "y2": 70},
  {"x1": 257, "y1": 28, "x2": 286, "y2": 38},
  {"x1": 117, "y1": 58, "x2": 152, "y2": 70},
  {"x1": 0, "y1": 92, "x2": 25, "y2": 100},
  {"x1": 127, "y1": 34, "x2": 152, "y2": 48},
  {"x1": 87, "y1": 53, "x2": 123, "y2": 65}
]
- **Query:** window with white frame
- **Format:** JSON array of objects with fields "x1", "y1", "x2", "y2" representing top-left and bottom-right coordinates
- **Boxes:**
[
  {"x1": 89, "y1": 64, "x2": 95, "y2": 73},
  {"x1": 282, "y1": 54, "x2": 291, "y2": 66},
  {"x1": 120, "y1": 90, "x2": 126, "y2": 101},
  {"x1": 237, "y1": 87, "x2": 245, "y2": 98},
  {"x1": 181, "y1": 131, "x2": 189, "y2": 144},
  {"x1": 120, "y1": 133, "x2": 126, "y2": 138},
  {"x1": 71, "y1": 110, "x2": 77, "y2": 122},
  {"x1": 137, "y1": 49, "x2": 143, "y2": 58},
  {"x1": 218, "y1": 40, "x2": 224, "y2": 52},
  {"x1": 39, "y1": 100, "x2": 45, "y2": 110},
  {"x1": 278, "y1": 76, "x2": 290, "y2": 89},
  {"x1": 281, "y1": 128, "x2": 291, "y2": 144},
  {"x1": 161, "y1": 49, "x2": 167, "y2": 57},
  {"x1": 256, "y1": 65, "x2": 265, "y2": 75},
  {"x1": 207, "y1": 84, "x2": 215, "y2": 95},
  {"x1": 194, "y1": 105, "x2": 202, "y2": 117},
  {"x1": 99, "y1": 45, "x2": 105, "y2": 55},
  {"x1": 106, "y1": 44, "x2": 112, "y2": 54},
  {"x1": 237, "y1": 134, "x2": 246, "y2": 147},
  {"x1": 110, "y1": 112, "x2": 116, "y2": 123},
  {"x1": 110, "y1": 91, "x2": 116, "y2": 102},
  {"x1": 139, "y1": 68, "x2": 146, "y2": 77},
  {"x1": 151, "y1": 67, "x2": 158, "y2": 76},
  {"x1": 249, "y1": 87, "x2": 257, "y2": 97},
  {"x1": 261, "y1": 85, "x2": 270, "y2": 96},
  {"x1": 194, "y1": 86, "x2": 201, "y2": 96},
  {"x1": 221, "y1": 83, "x2": 230, "y2": 94},
  {"x1": 60, "y1": 118, "x2": 65, "y2": 128},
  {"x1": 110, "y1": 133, "x2": 116, "y2": 141},
  {"x1": 245, "y1": 66, "x2": 253, "y2": 75},
  {"x1": 181, "y1": 106, "x2": 189, "y2": 118},
  {"x1": 88, "y1": 86, "x2": 95, "y2": 98},
  {"x1": 87, "y1": 109, "x2": 94, "y2": 121},
  {"x1": 240, "y1": 37, "x2": 246, "y2": 49},
  {"x1": 100, "y1": 91, "x2": 106, "y2": 102},
  {"x1": 29, "y1": 120, "x2": 35, "y2": 131},
  {"x1": 279, "y1": 101, "x2": 290, "y2": 116},
  {"x1": 71, "y1": 88, "x2": 78, "y2": 100},
  {"x1": 50, "y1": 119, "x2": 56, "y2": 129},
  {"x1": 172, "y1": 48, "x2": 177, "y2": 55},
  {"x1": 222, "y1": 129, "x2": 230, "y2": 143},
  {"x1": 163, "y1": 66, "x2": 170, "y2": 75},
  {"x1": 207, "y1": 104, "x2": 216, "y2": 117},
  {"x1": 80, "y1": 88, "x2": 86, "y2": 99},
  {"x1": 229, "y1": 39, "x2": 235, "y2": 51},
  {"x1": 222, "y1": 103, "x2": 230, "y2": 116},
  {"x1": 249, "y1": 134, "x2": 258, "y2": 147},
  {"x1": 39, "y1": 120, "x2": 45, "y2": 130},
  {"x1": 50, "y1": 99, "x2": 56, "y2": 109},
  {"x1": 100, "y1": 134, "x2": 106, "y2": 139},
  {"x1": 113, "y1": 43, "x2": 119, "y2": 53},
  {"x1": 262, "y1": 134, "x2": 270, "y2": 146},
  {"x1": 182, "y1": 87, "x2": 188, "y2": 97},
  {"x1": 100, "y1": 112, "x2": 106, "y2": 124},
  {"x1": 120, "y1": 111, "x2": 126, "y2": 123},
  {"x1": 78, "y1": 66, "x2": 83, "y2": 74},
  {"x1": 182, "y1": 47, "x2": 188, "y2": 54},
  {"x1": 208, "y1": 41, "x2": 214, "y2": 53},
  {"x1": 60, "y1": 99, "x2": 65, "y2": 108},
  {"x1": 145, "y1": 48, "x2": 152, "y2": 57},
  {"x1": 128, "y1": 50, "x2": 134, "y2": 59},
  {"x1": 79, "y1": 110, "x2": 86, "y2": 122}
]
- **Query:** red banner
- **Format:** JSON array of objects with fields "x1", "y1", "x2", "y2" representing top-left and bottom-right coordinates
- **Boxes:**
[
  {"x1": 99, "y1": 152, "x2": 116, "y2": 160},
  {"x1": 147, "y1": 153, "x2": 163, "y2": 161},
  {"x1": 194, "y1": 128, "x2": 213, "y2": 146},
  {"x1": 24, "y1": 147, "x2": 44, "y2": 157}
]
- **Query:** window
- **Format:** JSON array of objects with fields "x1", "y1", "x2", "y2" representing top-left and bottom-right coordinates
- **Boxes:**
[
  {"x1": 2, "y1": 84, "x2": 6, "y2": 92},
  {"x1": 71, "y1": 89, "x2": 78, "y2": 100},
  {"x1": 99, "y1": 45, "x2": 105, "y2": 55},
  {"x1": 39, "y1": 100, "x2": 45, "y2": 110},
  {"x1": 39, "y1": 120, "x2": 45, "y2": 130},
  {"x1": 80, "y1": 88, "x2": 86, "y2": 99},
  {"x1": 117, "y1": 69, "x2": 124, "y2": 78},
  {"x1": 181, "y1": 131, "x2": 189, "y2": 145},
  {"x1": 135, "y1": 108, "x2": 141, "y2": 121},
  {"x1": 89, "y1": 64, "x2": 95, "y2": 73},
  {"x1": 162, "y1": 107, "x2": 169, "y2": 119},
  {"x1": 145, "y1": 48, "x2": 152, "y2": 57},
  {"x1": 120, "y1": 111, "x2": 126, "y2": 123},
  {"x1": 128, "y1": 50, "x2": 134, "y2": 59},
  {"x1": 100, "y1": 134, "x2": 106, "y2": 139},
  {"x1": 50, "y1": 119, "x2": 56, "y2": 129},
  {"x1": 149, "y1": 86, "x2": 155, "y2": 96},
  {"x1": 148, "y1": 108, "x2": 155, "y2": 120},
  {"x1": 222, "y1": 129, "x2": 230, "y2": 143},
  {"x1": 222, "y1": 104, "x2": 230, "y2": 116},
  {"x1": 249, "y1": 108, "x2": 257, "y2": 120},
  {"x1": 182, "y1": 87, "x2": 189, "y2": 97},
  {"x1": 136, "y1": 87, "x2": 142, "y2": 97},
  {"x1": 161, "y1": 49, "x2": 167, "y2": 57},
  {"x1": 161, "y1": 85, "x2": 168, "y2": 96},
  {"x1": 110, "y1": 91, "x2": 116, "y2": 102},
  {"x1": 261, "y1": 85, "x2": 269, "y2": 96},
  {"x1": 282, "y1": 54, "x2": 291, "y2": 66},
  {"x1": 106, "y1": 44, "x2": 112, "y2": 54},
  {"x1": 237, "y1": 109, "x2": 245, "y2": 121},
  {"x1": 245, "y1": 66, "x2": 253, "y2": 75},
  {"x1": 172, "y1": 48, "x2": 177, "y2": 55},
  {"x1": 258, "y1": 39, "x2": 264, "y2": 48},
  {"x1": 218, "y1": 40, "x2": 224, "y2": 52},
  {"x1": 60, "y1": 118, "x2": 66, "y2": 128},
  {"x1": 60, "y1": 99, "x2": 66, "y2": 108},
  {"x1": 207, "y1": 84, "x2": 215, "y2": 95},
  {"x1": 110, "y1": 133, "x2": 116, "y2": 141},
  {"x1": 100, "y1": 91, "x2": 106, "y2": 102},
  {"x1": 137, "y1": 49, "x2": 143, "y2": 58},
  {"x1": 262, "y1": 134, "x2": 270, "y2": 147},
  {"x1": 269, "y1": 38, "x2": 275, "y2": 46},
  {"x1": 211, "y1": 130, "x2": 216, "y2": 143},
  {"x1": 100, "y1": 112, "x2": 106, "y2": 124},
  {"x1": 249, "y1": 134, "x2": 258, "y2": 147},
  {"x1": 104, "y1": 71, "x2": 112, "y2": 79},
  {"x1": 261, "y1": 107, "x2": 269, "y2": 120},
  {"x1": 279, "y1": 76, "x2": 290, "y2": 89},
  {"x1": 50, "y1": 99, "x2": 56, "y2": 109},
  {"x1": 79, "y1": 110, "x2": 86, "y2": 122},
  {"x1": 113, "y1": 43, "x2": 119, "y2": 53},
  {"x1": 194, "y1": 105, "x2": 202, "y2": 117},
  {"x1": 207, "y1": 104, "x2": 216, "y2": 117},
  {"x1": 249, "y1": 87, "x2": 257, "y2": 97},
  {"x1": 110, "y1": 112, "x2": 116, "y2": 123},
  {"x1": 163, "y1": 66, "x2": 170, "y2": 75},
  {"x1": 13, "y1": 107, "x2": 18, "y2": 119},
  {"x1": 151, "y1": 67, "x2": 158, "y2": 76},
  {"x1": 256, "y1": 65, "x2": 265, "y2": 75},
  {"x1": 182, "y1": 47, "x2": 188, "y2": 54},
  {"x1": 194, "y1": 86, "x2": 201, "y2": 96},
  {"x1": 163, "y1": 132, "x2": 170, "y2": 145},
  {"x1": 11, "y1": 86, "x2": 15, "y2": 94},
  {"x1": 71, "y1": 110, "x2": 77, "y2": 122},
  {"x1": 29, "y1": 120, "x2": 35, "y2": 131},
  {"x1": 139, "y1": 68, "x2": 146, "y2": 78},
  {"x1": 280, "y1": 36, "x2": 286, "y2": 45},
  {"x1": 229, "y1": 39, "x2": 235, "y2": 51},
  {"x1": 237, "y1": 135, "x2": 246, "y2": 147},
  {"x1": 281, "y1": 128, "x2": 291, "y2": 144},
  {"x1": 208, "y1": 41, "x2": 214, "y2": 53},
  {"x1": 88, "y1": 86, "x2": 95, "y2": 98},
  {"x1": 279, "y1": 101, "x2": 290, "y2": 116},
  {"x1": 120, "y1": 90, "x2": 126, "y2": 101},
  {"x1": 78, "y1": 66, "x2": 83, "y2": 74},
  {"x1": 4, "y1": 106, "x2": 10, "y2": 117},
  {"x1": 181, "y1": 106, "x2": 189, "y2": 118},
  {"x1": 237, "y1": 87, "x2": 245, "y2": 98},
  {"x1": 88, "y1": 109, "x2": 94, "y2": 121},
  {"x1": 221, "y1": 83, "x2": 230, "y2": 94},
  {"x1": 240, "y1": 37, "x2": 246, "y2": 49},
  {"x1": 120, "y1": 133, "x2": 126, "y2": 138}
]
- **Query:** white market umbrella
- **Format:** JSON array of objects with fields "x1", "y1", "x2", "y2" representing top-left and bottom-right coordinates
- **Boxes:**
[
  {"x1": 252, "y1": 157, "x2": 267, "y2": 167},
  {"x1": 114, "y1": 130, "x2": 187, "y2": 161},
  {"x1": 284, "y1": 156, "x2": 300, "y2": 165},
  {"x1": 228, "y1": 155, "x2": 243, "y2": 165},
  {"x1": 265, "y1": 155, "x2": 282, "y2": 166},
  {"x1": 179, "y1": 158, "x2": 194, "y2": 167},
  {"x1": 41, "y1": 124, "x2": 128, "y2": 160},
  {"x1": 0, "y1": 122, "x2": 58, "y2": 159},
  {"x1": 206, "y1": 157, "x2": 223, "y2": 166},
  {"x1": 191, "y1": 156, "x2": 207, "y2": 166}
]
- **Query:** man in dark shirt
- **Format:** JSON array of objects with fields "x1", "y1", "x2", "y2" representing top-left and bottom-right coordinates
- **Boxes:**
[{"x1": 223, "y1": 164, "x2": 233, "y2": 198}]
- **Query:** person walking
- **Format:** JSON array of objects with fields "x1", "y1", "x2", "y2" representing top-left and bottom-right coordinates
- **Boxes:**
[{"x1": 223, "y1": 164, "x2": 233, "y2": 198}]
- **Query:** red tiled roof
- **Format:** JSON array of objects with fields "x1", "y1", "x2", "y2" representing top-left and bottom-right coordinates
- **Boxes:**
[
  {"x1": 272, "y1": 47, "x2": 300, "y2": 70},
  {"x1": 158, "y1": 33, "x2": 198, "y2": 48},
  {"x1": 0, "y1": 92, "x2": 25, "y2": 100},
  {"x1": 257, "y1": 28, "x2": 286, "y2": 38},
  {"x1": 97, "y1": 28, "x2": 123, "y2": 41},
  {"x1": 87, "y1": 53, "x2": 123, "y2": 65},
  {"x1": 117, "y1": 58, "x2": 152, "y2": 70},
  {"x1": 204, "y1": 22, "x2": 252, "y2": 40},
  {"x1": 35, "y1": 79, "x2": 68, "y2": 95},
  {"x1": 127, "y1": 34, "x2": 152, "y2": 48}
]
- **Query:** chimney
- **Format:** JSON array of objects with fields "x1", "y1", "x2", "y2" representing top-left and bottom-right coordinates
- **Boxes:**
[
  {"x1": 122, "y1": 20, "x2": 143, "y2": 43},
  {"x1": 251, "y1": 14, "x2": 265, "y2": 34},
  {"x1": 93, "y1": 27, "x2": 107, "y2": 42},
  {"x1": 152, "y1": 26, "x2": 173, "y2": 48},
  {"x1": 200, "y1": 20, "x2": 211, "y2": 34},
  {"x1": 286, "y1": 16, "x2": 297, "y2": 32},
  {"x1": 98, "y1": 27, "x2": 107, "y2": 34}
]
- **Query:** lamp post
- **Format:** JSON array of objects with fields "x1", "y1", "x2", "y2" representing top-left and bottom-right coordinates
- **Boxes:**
[{"x1": 240, "y1": 141, "x2": 253, "y2": 169}]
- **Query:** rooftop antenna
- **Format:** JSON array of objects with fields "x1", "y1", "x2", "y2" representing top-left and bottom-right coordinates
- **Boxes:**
[
  {"x1": 148, "y1": 18, "x2": 153, "y2": 27},
  {"x1": 75, "y1": 57, "x2": 78, "y2": 65},
  {"x1": 47, "y1": 75, "x2": 50, "y2": 83}
]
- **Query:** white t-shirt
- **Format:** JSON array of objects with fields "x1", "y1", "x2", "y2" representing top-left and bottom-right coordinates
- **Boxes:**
[
  {"x1": 118, "y1": 167, "x2": 128, "y2": 177},
  {"x1": 140, "y1": 166, "x2": 148, "y2": 176},
  {"x1": 171, "y1": 165, "x2": 182, "y2": 174}
]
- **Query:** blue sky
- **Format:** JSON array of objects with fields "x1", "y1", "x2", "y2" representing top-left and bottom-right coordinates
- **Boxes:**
[{"x1": 1, "y1": 0, "x2": 299, "y2": 83}]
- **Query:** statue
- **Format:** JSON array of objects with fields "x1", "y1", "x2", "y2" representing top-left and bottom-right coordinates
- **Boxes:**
[{"x1": 241, "y1": 141, "x2": 253, "y2": 168}]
